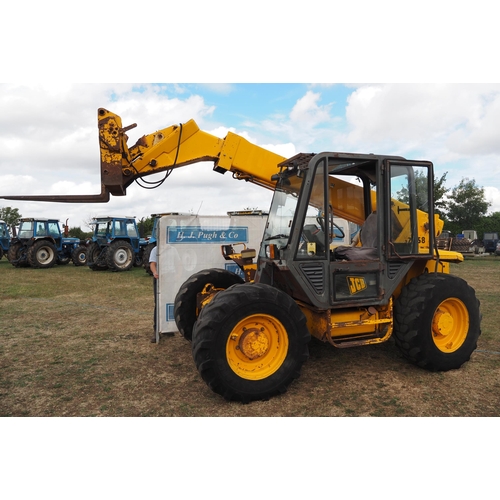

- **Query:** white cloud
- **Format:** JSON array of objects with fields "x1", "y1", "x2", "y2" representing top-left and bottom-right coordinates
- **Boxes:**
[
  {"x1": 253, "y1": 90, "x2": 337, "y2": 151},
  {"x1": 260, "y1": 143, "x2": 296, "y2": 159},
  {"x1": 484, "y1": 186, "x2": 500, "y2": 214},
  {"x1": 198, "y1": 84, "x2": 235, "y2": 94},
  {"x1": 333, "y1": 84, "x2": 500, "y2": 211},
  {"x1": 340, "y1": 84, "x2": 500, "y2": 158},
  {"x1": 207, "y1": 126, "x2": 294, "y2": 158},
  {"x1": 49, "y1": 181, "x2": 100, "y2": 195},
  {"x1": 3, "y1": 83, "x2": 500, "y2": 231},
  {"x1": 0, "y1": 83, "x2": 226, "y2": 229},
  {"x1": 289, "y1": 90, "x2": 331, "y2": 126},
  {"x1": 0, "y1": 174, "x2": 38, "y2": 194}
]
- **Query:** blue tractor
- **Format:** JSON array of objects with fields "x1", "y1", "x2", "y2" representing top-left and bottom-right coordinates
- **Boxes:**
[
  {"x1": 7, "y1": 218, "x2": 82, "y2": 268},
  {"x1": 0, "y1": 220, "x2": 10, "y2": 260},
  {"x1": 87, "y1": 216, "x2": 147, "y2": 272}
]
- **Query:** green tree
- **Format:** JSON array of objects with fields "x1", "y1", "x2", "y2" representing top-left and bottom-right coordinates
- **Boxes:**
[
  {"x1": 0, "y1": 206, "x2": 22, "y2": 227},
  {"x1": 433, "y1": 172, "x2": 449, "y2": 216},
  {"x1": 445, "y1": 178, "x2": 491, "y2": 230},
  {"x1": 68, "y1": 226, "x2": 93, "y2": 239},
  {"x1": 395, "y1": 170, "x2": 449, "y2": 214},
  {"x1": 474, "y1": 211, "x2": 500, "y2": 240},
  {"x1": 137, "y1": 216, "x2": 154, "y2": 237}
]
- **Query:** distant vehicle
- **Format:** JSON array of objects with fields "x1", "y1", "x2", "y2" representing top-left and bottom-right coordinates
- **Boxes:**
[
  {"x1": 7, "y1": 218, "x2": 82, "y2": 268},
  {"x1": 495, "y1": 241, "x2": 500, "y2": 256},
  {"x1": 436, "y1": 230, "x2": 484, "y2": 255},
  {"x1": 0, "y1": 220, "x2": 10, "y2": 260},
  {"x1": 483, "y1": 232, "x2": 499, "y2": 254},
  {"x1": 87, "y1": 216, "x2": 147, "y2": 272}
]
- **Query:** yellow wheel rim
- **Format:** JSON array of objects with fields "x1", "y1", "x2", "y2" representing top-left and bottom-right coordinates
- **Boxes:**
[
  {"x1": 226, "y1": 314, "x2": 289, "y2": 380},
  {"x1": 432, "y1": 298, "x2": 469, "y2": 353}
]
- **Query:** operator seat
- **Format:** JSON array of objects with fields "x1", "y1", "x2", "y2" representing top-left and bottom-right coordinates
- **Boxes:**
[{"x1": 333, "y1": 212, "x2": 378, "y2": 261}]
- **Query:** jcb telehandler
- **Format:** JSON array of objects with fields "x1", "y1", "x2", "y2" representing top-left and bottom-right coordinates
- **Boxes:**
[{"x1": 1, "y1": 108, "x2": 481, "y2": 402}]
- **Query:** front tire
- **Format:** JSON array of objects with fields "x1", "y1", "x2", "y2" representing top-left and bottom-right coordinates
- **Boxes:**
[
  {"x1": 106, "y1": 240, "x2": 134, "y2": 272},
  {"x1": 72, "y1": 245, "x2": 88, "y2": 266},
  {"x1": 28, "y1": 240, "x2": 57, "y2": 269},
  {"x1": 192, "y1": 283, "x2": 310, "y2": 402},
  {"x1": 394, "y1": 274, "x2": 481, "y2": 371},
  {"x1": 174, "y1": 268, "x2": 244, "y2": 341}
]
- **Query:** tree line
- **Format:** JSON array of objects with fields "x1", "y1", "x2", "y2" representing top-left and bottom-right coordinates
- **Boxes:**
[{"x1": 433, "y1": 173, "x2": 497, "y2": 237}]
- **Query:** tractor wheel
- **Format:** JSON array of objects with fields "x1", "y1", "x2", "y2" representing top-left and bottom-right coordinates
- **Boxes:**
[
  {"x1": 0, "y1": 247, "x2": 3, "y2": 260},
  {"x1": 28, "y1": 240, "x2": 57, "y2": 269},
  {"x1": 142, "y1": 243, "x2": 155, "y2": 275},
  {"x1": 133, "y1": 252, "x2": 143, "y2": 267},
  {"x1": 174, "y1": 268, "x2": 244, "y2": 341},
  {"x1": 394, "y1": 274, "x2": 481, "y2": 371},
  {"x1": 72, "y1": 245, "x2": 88, "y2": 266},
  {"x1": 8, "y1": 242, "x2": 28, "y2": 267},
  {"x1": 106, "y1": 240, "x2": 134, "y2": 272},
  {"x1": 87, "y1": 242, "x2": 108, "y2": 271},
  {"x1": 192, "y1": 283, "x2": 310, "y2": 403}
]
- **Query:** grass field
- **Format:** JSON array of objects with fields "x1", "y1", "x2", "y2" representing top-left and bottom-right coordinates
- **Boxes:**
[{"x1": 1, "y1": 256, "x2": 499, "y2": 417}]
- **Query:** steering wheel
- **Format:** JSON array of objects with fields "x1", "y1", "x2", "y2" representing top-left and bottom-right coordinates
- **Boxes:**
[{"x1": 317, "y1": 216, "x2": 345, "y2": 240}]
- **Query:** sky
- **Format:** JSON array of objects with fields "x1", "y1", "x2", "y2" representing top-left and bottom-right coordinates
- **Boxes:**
[{"x1": 2, "y1": 82, "x2": 500, "y2": 231}]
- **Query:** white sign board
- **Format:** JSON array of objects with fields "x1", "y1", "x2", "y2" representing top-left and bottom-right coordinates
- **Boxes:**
[{"x1": 156, "y1": 214, "x2": 268, "y2": 334}]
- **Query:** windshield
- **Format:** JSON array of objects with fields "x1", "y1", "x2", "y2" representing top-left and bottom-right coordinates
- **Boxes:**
[
  {"x1": 95, "y1": 222, "x2": 111, "y2": 238},
  {"x1": 18, "y1": 221, "x2": 34, "y2": 238},
  {"x1": 261, "y1": 175, "x2": 303, "y2": 255},
  {"x1": 262, "y1": 189, "x2": 299, "y2": 249}
]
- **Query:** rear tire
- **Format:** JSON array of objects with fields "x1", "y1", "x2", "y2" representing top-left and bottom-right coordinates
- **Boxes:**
[
  {"x1": 8, "y1": 242, "x2": 29, "y2": 267},
  {"x1": 174, "y1": 268, "x2": 244, "y2": 341},
  {"x1": 28, "y1": 240, "x2": 57, "y2": 269},
  {"x1": 394, "y1": 274, "x2": 481, "y2": 371},
  {"x1": 192, "y1": 283, "x2": 310, "y2": 402},
  {"x1": 106, "y1": 240, "x2": 134, "y2": 272},
  {"x1": 87, "y1": 242, "x2": 108, "y2": 271},
  {"x1": 72, "y1": 245, "x2": 88, "y2": 266}
]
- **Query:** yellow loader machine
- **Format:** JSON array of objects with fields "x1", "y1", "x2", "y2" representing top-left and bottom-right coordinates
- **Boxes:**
[{"x1": 2, "y1": 108, "x2": 481, "y2": 403}]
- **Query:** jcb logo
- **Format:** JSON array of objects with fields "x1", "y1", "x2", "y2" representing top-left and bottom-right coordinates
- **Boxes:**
[{"x1": 347, "y1": 276, "x2": 367, "y2": 295}]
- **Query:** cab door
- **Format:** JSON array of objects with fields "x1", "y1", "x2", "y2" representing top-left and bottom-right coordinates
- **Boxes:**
[{"x1": 385, "y1": 160, "x2": 435, "y2": 260}]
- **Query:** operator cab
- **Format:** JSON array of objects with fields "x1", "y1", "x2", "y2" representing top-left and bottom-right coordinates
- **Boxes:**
[{"x1": 257, "y1": 152, "x2": 435, "y2": 309}]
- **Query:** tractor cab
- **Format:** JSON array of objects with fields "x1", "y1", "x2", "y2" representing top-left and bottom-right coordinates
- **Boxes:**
[{"x1": 256, "y1": 152, "x2": 448, "y2": 312}]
